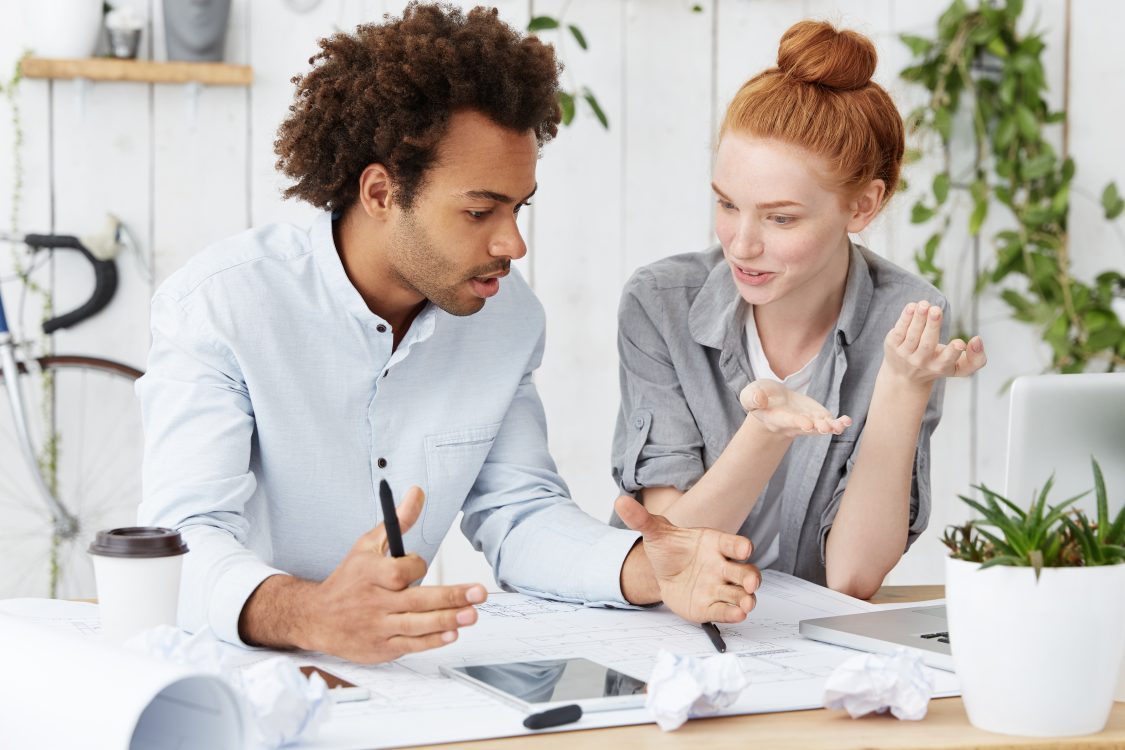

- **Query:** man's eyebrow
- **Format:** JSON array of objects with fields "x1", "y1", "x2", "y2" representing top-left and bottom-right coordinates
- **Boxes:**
[{"x1": 460, "y1": 184, "x2": 538, "y2": 204}]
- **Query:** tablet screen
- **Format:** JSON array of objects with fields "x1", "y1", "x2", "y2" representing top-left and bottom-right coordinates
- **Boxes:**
[{"x1": 450, "y1": 658, "x2": 646, "y2": 705}]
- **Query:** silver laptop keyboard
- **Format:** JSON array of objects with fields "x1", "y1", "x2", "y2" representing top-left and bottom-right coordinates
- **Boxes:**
[{"x1": 920, "y1": 631, "x2": 950, "y2": 644}]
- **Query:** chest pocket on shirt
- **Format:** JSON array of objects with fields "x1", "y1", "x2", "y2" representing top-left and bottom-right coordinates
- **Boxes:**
[{"x1": 422, "y1": 423, "x2": 501, "y2": 543}]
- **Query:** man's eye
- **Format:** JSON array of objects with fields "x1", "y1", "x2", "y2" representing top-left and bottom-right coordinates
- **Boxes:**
[
  {"x1": 514, "y1": 201, "x2": 532, "y2": 215},
  {"x1": 467, "y1": 210, "x2": 490, "y2": 219}
]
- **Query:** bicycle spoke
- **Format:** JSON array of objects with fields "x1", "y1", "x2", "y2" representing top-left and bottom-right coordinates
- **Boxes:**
[
  {"x1": 0, "y1": 359, "x2": 142, "y2": 598},
  {"x1": 67, "y1": 438, "x2": 142, "y2": 514}
]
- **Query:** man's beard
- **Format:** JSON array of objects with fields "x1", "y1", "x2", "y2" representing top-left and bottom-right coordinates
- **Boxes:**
[{"x1": 390, "y1": 212, "x2": 510, "y2": 317}]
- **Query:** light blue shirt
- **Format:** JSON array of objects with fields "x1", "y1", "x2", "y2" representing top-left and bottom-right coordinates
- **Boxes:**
[{"x1": 137, "y1": 212, "x2": 640, "y2": 647}]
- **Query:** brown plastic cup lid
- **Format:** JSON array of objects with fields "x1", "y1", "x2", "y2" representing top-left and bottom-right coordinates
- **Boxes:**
[{"x1": 88, "y1": 527, "x2": 189, "y2": 558}]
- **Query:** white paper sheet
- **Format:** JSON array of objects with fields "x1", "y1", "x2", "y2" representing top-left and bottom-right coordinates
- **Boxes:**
[
  {"x1": 0, "y1": 572, "x2": 960, "y2": 749},
  {"x1": 0, "y1": 601, "x2": 246, "y2": 749},
  {"x1": 295, "y1": 571, "x2": 960, "y2": 748}
]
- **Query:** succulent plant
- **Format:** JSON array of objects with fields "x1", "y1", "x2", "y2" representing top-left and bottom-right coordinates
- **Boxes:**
[{"x1": 943, "y1": 458, "x2": 1124, "y2": 577}]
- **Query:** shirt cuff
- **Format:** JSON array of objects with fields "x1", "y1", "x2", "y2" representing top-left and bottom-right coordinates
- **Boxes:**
[
  {"x1": 208, "y1": 560, "x2": 286, "y2": 647},
  {"x1": 575, "y1": 527, "x2": 643, "y2": 607},
  {"x1": 633, "y1": 455, "x2": 705, "y2": 494}
]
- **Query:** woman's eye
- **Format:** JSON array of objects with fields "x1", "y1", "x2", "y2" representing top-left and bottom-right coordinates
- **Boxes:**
[
  {"x1": 769, "y1": 215, "x2": 794, "y2": 225},
  {"x1": 716, "y1": 198, "x2": 736, "y2": 211}
]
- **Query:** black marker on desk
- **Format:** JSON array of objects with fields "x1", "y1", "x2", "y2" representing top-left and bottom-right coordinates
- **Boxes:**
[
  {"x1": 523, "y1": 704, "x2": 583, "y2": 730},
  {"x1": 378, "y1": 479, "x2": 405, "y2": 557},
  {"x1": 702, "y1": 621, "x2": 727, "y2": 653}
]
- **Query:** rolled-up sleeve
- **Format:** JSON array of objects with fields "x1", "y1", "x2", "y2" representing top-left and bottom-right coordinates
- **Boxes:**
[
  {"x1": 611, "y1": 271, "x2": 705, "y2": 495},
  {"x1": 136, "y1": 292, "x2": 284, "y2": 646},
  {"x1": 460, "y1": 324, "x2": 641, "y2": 608}
]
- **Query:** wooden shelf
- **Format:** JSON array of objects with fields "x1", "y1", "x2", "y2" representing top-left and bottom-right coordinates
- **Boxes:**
[{"x1": 21, "y1": 57, "x2": 253, "y2": 86}]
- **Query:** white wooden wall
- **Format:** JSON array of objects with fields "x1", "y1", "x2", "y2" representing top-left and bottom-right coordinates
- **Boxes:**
[{"x1": 1, "y1": 0, "x2": 1122, "y2": 597}]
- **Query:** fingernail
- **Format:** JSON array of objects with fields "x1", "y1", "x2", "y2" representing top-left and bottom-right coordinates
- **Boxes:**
[
  {"x1": 972, "y1": 338, "x2": 983, "y2": 352},
  {"x1": 456, "y1": 608, "x2": 474, "y2": 625},
  {"x1": 442, "y1": 630, "x2": 457, "y2": 643},
  {"x1": 466, "y1": 586, "x2": 486, "y2": 604},
  {"x1": 905, "y1": 303, "x2": 916, "y2": 314},
  {"x1": 918, "y1": 300, "x2": 929, "y2": 311},
  {"x1": 929, "y1": 306, "x2": 941, "y2": 319}
]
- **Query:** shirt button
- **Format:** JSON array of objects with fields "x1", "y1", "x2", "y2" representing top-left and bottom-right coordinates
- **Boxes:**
[
  {"x1": 377, "y1": 457, "x2": 387, "y2": 469},
  {"x1": 376, "y1": 324, "x2": 387, "y2": 333},
  {"x1": 633, "y1": 417, "x2": 644, "y2": 428}
]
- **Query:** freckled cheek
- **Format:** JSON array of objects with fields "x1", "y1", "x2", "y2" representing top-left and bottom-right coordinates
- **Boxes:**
[{"x1": 714, "y1": 213, "x2": 737, "y2": 251}]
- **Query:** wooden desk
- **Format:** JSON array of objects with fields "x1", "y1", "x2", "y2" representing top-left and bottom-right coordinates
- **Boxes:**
[{"x1": 418, "y1": 585, "x2": 1125, "y2": 750}]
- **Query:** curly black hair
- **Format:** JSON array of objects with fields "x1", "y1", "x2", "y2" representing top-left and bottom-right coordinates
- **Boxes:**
[{"x1": 274, "y1": 2, "x2": 562, "y2": 212}]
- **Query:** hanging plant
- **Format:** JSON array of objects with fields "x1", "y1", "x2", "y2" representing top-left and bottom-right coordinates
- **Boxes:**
[
  {"x1": 900, "y1": 0, "x2": 1124, "y2": 373},
  {"x1": 1, "y1": 52, "x2": 64, "y2": 597}
]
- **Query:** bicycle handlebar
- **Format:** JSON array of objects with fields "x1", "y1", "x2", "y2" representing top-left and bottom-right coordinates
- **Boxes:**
[{"x1": 24, "y1": 234, "x2": 119, "y2": 334}]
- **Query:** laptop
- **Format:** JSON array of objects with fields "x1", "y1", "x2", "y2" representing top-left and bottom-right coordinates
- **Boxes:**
[{"x1": 798, "y1": 373, "x2": 1125, "y2": 672}]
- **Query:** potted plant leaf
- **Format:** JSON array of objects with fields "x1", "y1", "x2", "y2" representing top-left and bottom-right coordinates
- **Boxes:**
[{"x1": 943, "y1": 458, "x2": 1125, "y2": 736}]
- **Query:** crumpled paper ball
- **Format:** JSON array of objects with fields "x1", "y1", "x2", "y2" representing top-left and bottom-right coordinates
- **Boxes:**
[
  {"x1": 644, "y1": 649, "x2": 748, "y2": 731},
  {"x1": 126, "y1": 625, "x2": 332, "y2": 749},
  {"x1": 823, "y1": 648, "x2": 935, "y2": 720}
]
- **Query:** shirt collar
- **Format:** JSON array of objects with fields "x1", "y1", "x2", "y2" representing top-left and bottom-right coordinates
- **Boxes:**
[
  {"x1": 836, "y1": 242, "x2": 874, "y2": 346},
  {"x1": 311, "y1": 211, "x2": 439, "y2": 344},
  {"x1": 689, "y1": 240, "x2": 874, "y2": 352}
]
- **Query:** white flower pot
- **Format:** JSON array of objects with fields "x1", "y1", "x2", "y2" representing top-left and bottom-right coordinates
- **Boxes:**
[
  {"x1": 945, "y1": 557, "x2": 1125, "y2": 736},
  {"x1": 1118, "y1": 647, "x2": 1125, "y2": 702},
  {"x1": 21, "y1": 0, "x2": 104, "y2": 59}
]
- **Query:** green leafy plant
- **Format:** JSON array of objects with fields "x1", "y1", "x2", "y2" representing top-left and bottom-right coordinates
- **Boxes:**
[
  {"x1": 943, "y1": 458, "x2": 1125, "y2": 577},
  {"x1": 1061, "y1": 459, "x2": 1125, "y2": 566},
  {"x1": 526, "y1": 12, "x2": 608, "y2": 128},
  {"x1": 900, "y1": 0, "x2": 1125, "y2": 373},
  {"x1": 1, "y1": 53, "x2": 64, "y2": 597}
]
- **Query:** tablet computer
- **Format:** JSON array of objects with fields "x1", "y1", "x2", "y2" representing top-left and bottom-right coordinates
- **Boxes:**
[{"x1": 440, "y1": 657, "x2": 647, "y2": 713}]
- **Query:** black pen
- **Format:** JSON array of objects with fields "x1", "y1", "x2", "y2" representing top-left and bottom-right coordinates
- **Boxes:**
[
  {"x1": 523, "y1": 704, "x2": 582, "y2": 730},
  {"x1": 702, "y1": 621, "x2": 726, "y2": 653},
  {"x1": 378, "y1": 479, "x2": 405, "y2": 558}
]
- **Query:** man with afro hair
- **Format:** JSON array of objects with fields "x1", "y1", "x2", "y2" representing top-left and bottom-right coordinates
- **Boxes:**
[{"x1": 137, "y1": 3, "x2": 761, "y2": 664}]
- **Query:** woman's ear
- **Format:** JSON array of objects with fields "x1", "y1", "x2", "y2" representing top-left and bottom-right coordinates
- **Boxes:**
[{"x1": 845, "y1": 179, "x2": 885, "y2": 233}]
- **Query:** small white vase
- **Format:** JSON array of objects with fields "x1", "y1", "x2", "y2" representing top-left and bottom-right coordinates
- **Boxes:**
[
  {"x1": 21, "y1": 0, "x2": 104, "y2": 59},
  {"x1": 945, "y1": 556, "x2": 1125, "y2": 736},
  {"x1": 1118, "y1": 643, "x2": 1125, "y2": 702}
]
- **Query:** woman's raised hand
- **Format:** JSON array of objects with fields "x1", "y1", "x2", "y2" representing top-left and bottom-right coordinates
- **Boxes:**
[
  {"x1": 739, "y1": 379, "x2": 852, "y2": 437},
  {"x1": 883, "y1": 300, "x2": 987, "y2": 385}
]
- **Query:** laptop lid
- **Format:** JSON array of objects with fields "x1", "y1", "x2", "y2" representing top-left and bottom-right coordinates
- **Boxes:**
[
  {"x1": 1005, "y1": 373, "x2": 1125, "y2": 515},
  {"x1": 799, "y1": 606, "x2": 953, "y2": 672}
]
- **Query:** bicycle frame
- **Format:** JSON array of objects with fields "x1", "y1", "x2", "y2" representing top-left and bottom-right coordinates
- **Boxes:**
[{"x1": 1, "y1": 264, "x2": 81, "y2": 538}]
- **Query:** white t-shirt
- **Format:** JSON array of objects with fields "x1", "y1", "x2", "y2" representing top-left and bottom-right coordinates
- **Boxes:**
[{"x1": 741, "y1": 305, "x2": 818, "y2": 569}]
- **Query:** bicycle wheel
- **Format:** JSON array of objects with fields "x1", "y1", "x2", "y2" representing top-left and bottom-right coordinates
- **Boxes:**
[{"x1": 0, "y1": 355, "x2": 144, "y2": 599}]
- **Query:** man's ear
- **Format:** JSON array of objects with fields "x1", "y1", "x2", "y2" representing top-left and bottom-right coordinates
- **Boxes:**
[
  {"x1": 845, "y1": 178, "x2": 886, "y2": 233},
  {"x1": 357, "y1": 163, "x2": 395, "y2": 220}
]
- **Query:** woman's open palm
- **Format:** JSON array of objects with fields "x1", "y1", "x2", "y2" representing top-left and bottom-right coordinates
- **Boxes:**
[{"x1": 739, "y1": 379, "x2": 852, "y2": 437}]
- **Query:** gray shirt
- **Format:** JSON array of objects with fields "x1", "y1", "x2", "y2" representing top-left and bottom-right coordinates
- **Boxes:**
[{"x1": 611, "y1": 243, "x2": 948, "y2": 585}]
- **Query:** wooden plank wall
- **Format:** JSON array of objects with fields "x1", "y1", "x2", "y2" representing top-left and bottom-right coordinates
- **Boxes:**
[{"x1": 0, "y1": 0, "x2": 1121, "y2": 597}]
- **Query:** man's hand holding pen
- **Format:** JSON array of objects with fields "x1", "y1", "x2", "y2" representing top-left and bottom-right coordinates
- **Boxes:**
[
  {"x1": 296, "y1": 485, "x2": 487, "y2": 665},
  {"x1": 615, "y1": 495, "x2": 761, "y2": 623}
]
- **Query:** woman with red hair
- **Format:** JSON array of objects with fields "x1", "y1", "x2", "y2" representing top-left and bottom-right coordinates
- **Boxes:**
[{"x1": 611, "y1": 20, "x2": 987, "y2": 605}]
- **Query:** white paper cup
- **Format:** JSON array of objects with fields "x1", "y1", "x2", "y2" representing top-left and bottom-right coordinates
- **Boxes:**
[{"x1": 88, "y1": 527, "x2": 188, "y2": 643}]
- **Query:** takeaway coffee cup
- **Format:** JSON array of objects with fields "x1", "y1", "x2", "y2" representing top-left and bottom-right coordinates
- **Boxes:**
[{"x1": 88, "y1": 527, "x2": 189, "y2": 643}]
